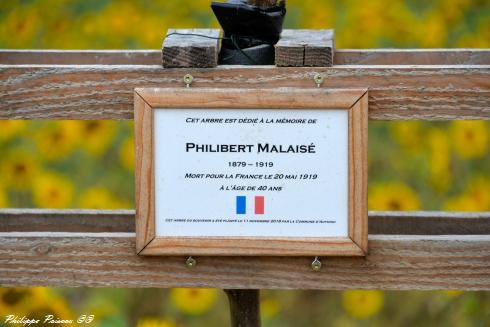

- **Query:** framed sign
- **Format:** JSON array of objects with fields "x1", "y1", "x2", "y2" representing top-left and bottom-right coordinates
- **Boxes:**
[{"x1": 134, "y1": 87, "x2": 368, "y2": 256}]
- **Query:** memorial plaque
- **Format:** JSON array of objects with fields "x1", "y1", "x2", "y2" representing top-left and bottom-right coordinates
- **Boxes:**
[{"x1": 135, "y1": 88, "x2": 368, "y2": 256}]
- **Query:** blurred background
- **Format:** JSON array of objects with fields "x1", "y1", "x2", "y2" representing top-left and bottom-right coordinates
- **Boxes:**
[{"x1": 0, "y1": 0, "x2": 489, "y2": 326}]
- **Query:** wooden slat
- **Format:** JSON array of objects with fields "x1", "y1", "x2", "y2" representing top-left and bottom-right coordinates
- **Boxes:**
[
  {"x1": 0, "y1": 65, "x2": 488, "y2": 120},
  {"x1": 1, "y1": 209, "x2": 489, "y2": 235},
  {"x1": 134, "y1": 94, "x2": 156, "y2": 253},
  {"x1": 276, "y1": 29, "x2": 334, "y2": 67},
  {"x1": 0, "y1": 233, "x2": 488, "y2": 290},
  {"x1": 348, "y1": 93, "x2": 368, "y2": 253},
  {"x1": 0, "y1": 209, "x2": 134, "y2": 233},
  {"x1": 369, "y1": 211, "x2": 490, "y2": 235},
  {"x1": 1, "y1": 50, "x2": 488, "y2": 66},
  {"x1": 135, "y1": 87, "x2": 366, "y2": 109},
  {"x1": 334, "y1": 49, "x2": 490, "y2": 65},
  {"x1": 0, "y1": 50, "x2": 162, "y2": 65},
  {"x1": 162, "y1": 29, "x2": 220, "y2": 68},
  {"x1": 141, "y1": 236, "x2": 364, "y2": 257}
]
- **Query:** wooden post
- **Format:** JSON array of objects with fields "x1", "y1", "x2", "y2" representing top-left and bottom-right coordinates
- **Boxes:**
[
  {"x1": 162, "y1": 29, "x2": 220, "y2": 68},
  {"x1": 276, "y1": 29, "x2": 335, "y2": 67},
  {"x1": 224, "y1": 290, "x2": 261, "y2": 327}
]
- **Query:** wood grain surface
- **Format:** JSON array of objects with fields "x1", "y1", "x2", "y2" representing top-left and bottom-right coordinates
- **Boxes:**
[
  {"x1": 1, "y1": 49, "x2": 489, "y2": 66},
  {"x1": 1, "y1": 65, "x2": 488, "y2": 120},
  {"x1": 134, "y1": 93, "x2": 155, "y2": 253},
  {"x1": 1, "y1": 209, "x2": 489, "y2": 235},
  {"x1": 0, "y1": 233, "x2": 488, "y2": 290},
  {"x1": 135, "y1": 87, "x2": 366, "y2": 109},
  {"x1": 162, "y1": 29, "x2": 220, "y2": 68},
  {"x1": 348, "y1": 94, "x2": 368, "y2": 253},
  {"x1": 335, "y1": 49, "x2": 490, "y2": 65},
  {"x1": 140, "y1": 236, "x2": 364, "y2": 256},
  {"x1": 276, "y1": 29, "x2": 334, "y2": 67}
]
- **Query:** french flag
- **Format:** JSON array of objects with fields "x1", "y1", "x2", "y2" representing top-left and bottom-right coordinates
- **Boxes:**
[{"x1": 236, "y1": 196, "x2": 264, "y2": 215}]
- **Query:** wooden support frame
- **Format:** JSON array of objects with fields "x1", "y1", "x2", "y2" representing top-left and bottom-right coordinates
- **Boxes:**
[
  {"x1": 1, "y1": 64, "x2": 488, "y2": 120},
  {"x1": 0, "y1": 210, "x2": 489, "y2": 289},
  {"x1": 134, "y1": 88, "x2": 368, "y2": 256},
  {"x1": 0, "y1": 48, "x2": 489, "y2": 291}
]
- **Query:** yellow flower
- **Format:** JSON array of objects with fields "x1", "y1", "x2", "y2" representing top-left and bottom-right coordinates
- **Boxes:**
[
  {"x1": 342, "y1": 290, "x2": 384, "y2": 319},
  {"x1": 119, "y1": 137, "x2": 135, "y2": 170},
  {"x1": 442, "y1": 290, "x2": 464, "y2": 297},
  {"x1": 78, "y1": 186, "x2": 120, "y2": 209},
  {"x1": 0, "y1": 121, "x2": 27, "y2": 142},
  {"x1": 0, "y1": 6, "x2": 39, "y2": 48},
  {"x1": 0, "y1": 287, "x2": 73, "y2": 323},
  {"x1": 0, "y1": 187, "x2": 8, "y2": 208},
  {"x1": 451, "y1": 121, "x2": 489, "y2": 159},
  {"x1": 32, "y1": 172, "x2": 74, "y2": 208},
  {"x1": 77, "y1": 121, "x2": 117, "y2": 156},
  {"x1": 369, "y1": 182, "x2": 420, "y2": 211},
  {"x1": 170, "y1": 288, "x2": 217, "y2": 315},
  {"x1": 0, "y1": 151, "x2": 38, "y2": 190},
  {"x1": 137, "y1": 318, "x2": 176, "y2": 327},
  {"x1": 428, "y1": 128, "x2": 451, "y2": 192},
  {"x1": 445, "y1": 195, "x2": 481, "y2": 212},
  {"x1": 0, "y1": 288, "x2": 35, "y2": 315},
  {"x1": 25, "y1": 298, "x2": 74, "y2": 326},
  {"x1": 391, "y1": 121, "x2": 424, "y2": 153},
  {"x1": 445, "y1": 177, "x2": 490, "y2": 211},
  {"x1": 35, "y1": 121, "x2": 80, "y2": 160},
  {"x1": 261, "y1": 298, "x2": 280, "y2": 319}
]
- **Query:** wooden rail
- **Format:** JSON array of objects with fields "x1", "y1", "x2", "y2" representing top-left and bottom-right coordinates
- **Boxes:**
[
  {"x1": 1, "y1": 49, "x2": 489, "y2": 65},
  {"x1": 0, "y1": 234, "x2": 488, "y2": 290},
  {"x1": 0, "y1": 209, "x2": 489, "y2": 290},
  {"x1": 0, "y1": 49, "x2": 489, "y2": 293},
  {"x1": 0, "y1": 50, "x2": 489, "y2": 120},
  {"x1": 1, "y1": 209, "x2": 489, "y2": 235}
]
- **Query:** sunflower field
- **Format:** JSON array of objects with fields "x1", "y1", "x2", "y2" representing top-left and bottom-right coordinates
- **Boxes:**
[{"x1": 0, "y1": 1, "x2": 489, "y2": 326}]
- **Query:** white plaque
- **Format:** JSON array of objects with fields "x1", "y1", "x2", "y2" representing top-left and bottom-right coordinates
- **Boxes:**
[{"x1": 154, "y1": 109, "x2": 349, "y2": 238}]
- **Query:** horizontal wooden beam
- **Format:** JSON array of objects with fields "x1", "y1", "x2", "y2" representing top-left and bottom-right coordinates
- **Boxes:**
[
  {"x1": 368, "y1": 211, "x2": 490, "y2": 235},
  {"x1": 1, "y1": 49, "x2": 489, "y2": 66},
  {"x1": 0, "y1": 233, "x2": 488, "y2": 290},
  {"x1": 0, "y1": 209, "x2": 489, "y2": 235},
  {"x1": 334, "y1": 49, "x2": 490, "y2": 65},
  {"x1": 1, "y1": 65, "x2": 488, "y2": 120},
  {"x1": 0, "y1": 209, "x2": 135, "y2": 233}
]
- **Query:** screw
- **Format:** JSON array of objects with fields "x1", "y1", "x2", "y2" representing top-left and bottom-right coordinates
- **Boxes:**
[
  {"x1": 183, "y1": 74, "x2": 194, "y2": 87},
  {"x1": 186, "y1": 256, "x2": 197, "y2": 268},
  {"x1": 314, "y1": 73, "x2": 324, "y2": 88},
  {"x1": 311, "y1": 256, "x2": 322, "y2": 271}
]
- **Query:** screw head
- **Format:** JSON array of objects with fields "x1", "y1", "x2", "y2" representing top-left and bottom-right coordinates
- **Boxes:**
[
  {"x1": 186, "y1": 256, "x2": 197, "y2": 268},
  {"x1": 311, "y1": 257, "x2": 322, "y2": 271},
  {"x1": 183, "y1": 74, "x2": 194, "y2": 86},
  {"x1": 314, "y1": 73, "x2": 324, "y2": 87}
]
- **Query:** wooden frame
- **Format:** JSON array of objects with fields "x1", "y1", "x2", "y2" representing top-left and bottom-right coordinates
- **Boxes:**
[{"x1": 134, "y1": 87, "x2": 368, "y2": 256}]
